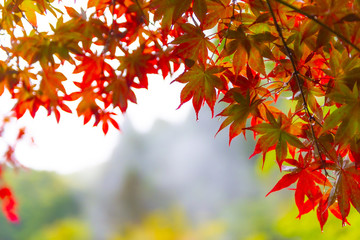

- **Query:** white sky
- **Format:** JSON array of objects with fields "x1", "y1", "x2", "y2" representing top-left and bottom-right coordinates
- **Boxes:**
[{"x1": 3, "y1": 75, "x2": 190, "y2": 174}]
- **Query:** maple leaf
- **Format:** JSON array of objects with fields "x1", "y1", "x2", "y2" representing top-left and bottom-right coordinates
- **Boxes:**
[
  {"x1": 0, "y1": 62, "x2": 31, "y2": 95},
  {"x1": 68, "y1": 85, "x2": 103, "y2": 126},
  {"x1": 222, "y1": 25, "x2": 276, "y2": 76},
  {"x1": 118, "y1": 43, "x2": 158, "y2": 88},
  {"x1": 12, "y1": 85, "x2": 43, "y2": 119},
  {"x1": 202, "y1": 0, "x2": 232, "y2": 30},
  {"x1": 249, "y1": 111, "x2": 305, "y2": 167},
  {"x1": 171, "y1": 23, "x2": 216, "y2": 65},
  {"x1": 18, "y1": 0, "x2": 40, "y2": 27},
  {"x1": 222, "y1": 26, "x2": 251, "y2": 75},
  {"x1": 104, "y1": 76, "x2": 137, "y2": 113},
  {"x1": 97, "y1": 110, "x2": 120, "y2": 134},
  {"x1": 74, "y1": 53, "x2": 114, "y2": 88},
  {"x1": 225, "y1": 65, "x2": 270, "y2": 98},
  {"x1": 116, "y1": 0, "x2": 150, "y2": 45},
  {"x1": 316, "y1": 195, "x2": 329, "y2": 230},
  {"x1": 293, "y1": 77, "x2": 324, "y2": 121},
  {"x1": 316, "y1": 192, "x2": 350, "y2": 230},
  {"x1": 39, "y1": 66, "x2": 67, "y2": 97},
  {"x1": 266, "y1": 153, "x2": 331, "y2": 217},
  {"x1": 174, "y1": 63, "x2": 227, "y2": 119},
  {"x1": 216, "y1": 90, "x2": 262, "y2": 144},
  {"x1": 322, "y1": 84, "x2": 360, "y2": 146},
  {"x1": 327, "y1": 157, "x2": 360, "y2": 224},
  {"x1": 149, "y1": 0, "x2": 192, "y2": 29},
  {"x1": 350, "y1": 137, "x2": 360, "y2": 169},
  {"x1": 87, "y1": 0, "x2": 111, "y2": 16},
  {"x1": 156, "y1": 45, "x2": 181, "y2": 79}
]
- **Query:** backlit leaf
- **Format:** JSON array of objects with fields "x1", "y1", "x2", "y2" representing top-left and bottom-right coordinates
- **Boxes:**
[{"x1": 175, "y1": 63, "x2": 227, "y2": 119}]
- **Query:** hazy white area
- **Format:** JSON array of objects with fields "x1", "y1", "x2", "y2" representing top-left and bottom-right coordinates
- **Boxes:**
[
  {"x1": 1, "y1": 76, "x2": 190, "y2": 174},
  {"x1": 0, "y1": 1, "x2": 192, "y2": 174}
]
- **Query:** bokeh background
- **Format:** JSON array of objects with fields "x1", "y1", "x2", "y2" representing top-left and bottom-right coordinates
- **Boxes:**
[{"x1": 1, "y1": 104, "x2": 359, "y2": 240}]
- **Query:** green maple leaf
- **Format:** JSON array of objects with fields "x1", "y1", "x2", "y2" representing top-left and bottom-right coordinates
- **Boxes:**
[{"x1": 323, "y1": 84, "x2": 360, "y2": 145}]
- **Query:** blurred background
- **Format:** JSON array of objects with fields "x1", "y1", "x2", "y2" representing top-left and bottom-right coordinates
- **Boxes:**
[{"x1": 1, "y1": 102, "x2": 359, "y2": 240}]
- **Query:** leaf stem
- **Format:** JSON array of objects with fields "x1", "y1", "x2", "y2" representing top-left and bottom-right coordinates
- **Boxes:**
[
  {"x1": 134, "y1": 0, "x2": 151, "y2": 25},
  {"x1": 191, "y1": 14, "x2": 200, "y2": 28},
  {"x1": 101, "y1": 0, "x2": 117, "y2": 55},
  {"x1": 266, "y1": 0, "x2": 327, "y2": 174},
  {"x1": 259, "y1": 83, "x2": 287, "y2": 100},
  {"x1": 257, "y1": 80, "x2": 287, "y2": 88},
  {"x1": 210, "y1": 37, "x2": 223, "y2": 64},
  {"x1": 16, "y1": 6, "x2": 39, "y2": 34}
]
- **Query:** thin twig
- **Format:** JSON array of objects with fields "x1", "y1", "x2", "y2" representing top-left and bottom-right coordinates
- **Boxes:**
[
  {"x1": 134, "y1": 0, "x2": 151, "y2": 25},
  {"x1": 274, "y1": 0, "x2": 360, "y2": 53},
  {"x1": 266, "y1": 0, "x2": 327, "y2": 175},
  {"x1": 257, "y1": 80, "x2": 287, "y2": 88},
  {"x1": 101, "y1": 0, "x2": 116, "y2": 55},
  {"x1": 211, "y1": 0, "x2": 237, "y2": 64},
  {"x1": 259, "y1": 83, "x2": 288, "y2": 101},
  {"x1": 223, "y1": 0, "x2": 237, "y2": 52},
  {"x1": 16, "y1": 6, "x2": 39, "y2": 34},
  {"x1": 191, "y1": 14, "x2": 200, "y2": 28},
  {"x1": 298, "y1": 73, "x2": 329, "y2": 89},
  {"x1": 210, "y1": 38, "x2": 223, "y2": 64}
]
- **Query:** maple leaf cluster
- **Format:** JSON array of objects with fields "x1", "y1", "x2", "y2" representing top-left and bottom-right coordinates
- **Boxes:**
[{"x1": 1, "y1": 0, "x2": 360, "y2": 229}]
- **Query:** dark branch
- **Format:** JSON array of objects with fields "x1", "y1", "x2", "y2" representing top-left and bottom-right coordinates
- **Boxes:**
[
  {"x1": 266, "y1": 0, "x2": 327, "y2": 175},
  {"x1": 274, "y1": 0, "x2": 360, "y2": 53}
]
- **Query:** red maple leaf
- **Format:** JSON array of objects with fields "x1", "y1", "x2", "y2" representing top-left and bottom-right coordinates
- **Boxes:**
[{"x1": 174, "y1": 63, "x2": 227, "y2": 119}]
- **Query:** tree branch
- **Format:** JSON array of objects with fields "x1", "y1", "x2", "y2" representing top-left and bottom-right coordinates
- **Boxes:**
[
  {"x1": 266, "y1": 0, "x2": 327, "y2": 174},
  {"x1": 274, "y1": 0, "x2": 360, "y2": 53},
  {"x1": 16, "y1": 6, "x2": 39, "y2": 34}
]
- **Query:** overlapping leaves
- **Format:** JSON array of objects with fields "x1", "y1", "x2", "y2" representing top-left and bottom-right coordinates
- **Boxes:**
[{"x1": 174, "y1": 63, "x2": 227, "y2": 118}]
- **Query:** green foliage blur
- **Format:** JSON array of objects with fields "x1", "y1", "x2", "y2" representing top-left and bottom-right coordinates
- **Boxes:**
[
  {"x1": 276, "y1": 205, "x2": 360, "y2": 240},
  {"x1": 1, "y1": 167, "x2": 360, "y2": 239},
  {"x1": 1, "y1": 153, "x2": 360, "y2": 239},
  {"x1": 0, "y1": 170, "x2": 86, "y2": 240}
]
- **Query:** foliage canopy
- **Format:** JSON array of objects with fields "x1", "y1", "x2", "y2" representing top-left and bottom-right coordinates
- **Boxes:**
[{"x1": 1, "y1": 0, "x2": 360, "y2": 230}]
